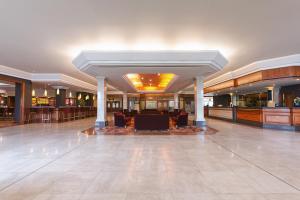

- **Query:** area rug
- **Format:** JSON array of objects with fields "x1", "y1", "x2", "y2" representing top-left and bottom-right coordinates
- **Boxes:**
[{"x1": 82, "y1": 125, "x2": 217, "y2": 136}]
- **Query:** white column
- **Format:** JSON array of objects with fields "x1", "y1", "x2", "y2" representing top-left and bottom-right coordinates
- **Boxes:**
[
  {"x1": 194, "y1": 76, "x2": 206, "y2": 127},
  {"x1": 95, "y1": 76, "x2": 107, "y2": 128},
  {"x1": 174, "y1": 93, "x2": 179, "y2": 109},
  {"x1": 123, "y1": 93, "x2": 128, "y2": 110},
  {"x1": 231, "y1": 93, "x2": 238, "y2": 107},
  {"x1": 267, "y1": 86, "x2": 280, "y2": 107}
]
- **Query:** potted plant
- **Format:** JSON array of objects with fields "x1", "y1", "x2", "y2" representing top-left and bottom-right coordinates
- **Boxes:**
[{"x1": 294, "y1": 97, "x2": 300, "y2": 107}]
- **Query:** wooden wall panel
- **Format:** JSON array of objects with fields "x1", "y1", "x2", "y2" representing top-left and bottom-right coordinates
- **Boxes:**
[
  {"x1": 204, "y1": 80, "x2": 234, "y2": 93},
  {"x1": 236, "y1": 72, "x2": 263, "y2": 86},
  {"x1": 262, "y1": 66, "x2": 300, "y2": 80}
]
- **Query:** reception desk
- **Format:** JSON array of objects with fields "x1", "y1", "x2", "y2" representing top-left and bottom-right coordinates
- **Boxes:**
[
  {"x1": 208, "y1": 107, "x2": 233, "y2": 120},
  {"x1": 206, "y1": 106, "x2": 300, "y2": 131},
  {"x1": 236, "y1": 108, "x2": 262, "y2": 126}
]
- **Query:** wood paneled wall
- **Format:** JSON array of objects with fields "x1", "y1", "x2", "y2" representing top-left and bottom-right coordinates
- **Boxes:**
[{"x1": 204, "y1": 80, "x2": 234, "y2": 93}]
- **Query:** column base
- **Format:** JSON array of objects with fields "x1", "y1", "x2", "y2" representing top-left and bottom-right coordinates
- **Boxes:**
[
  {"x1": 95, "y1": 120, "x2": 107, "y2": 128},
  {"x1": 194, "y1": 120, "x2": 206, "y2": 128}
]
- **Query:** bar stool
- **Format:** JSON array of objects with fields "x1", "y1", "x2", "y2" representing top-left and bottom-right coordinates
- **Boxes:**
[
  {"x1": 41, "y1": 108, "x2": 52, "y2": 123},
  {"x1": 62, "y1": 108, "x2": 69, "y2": 122},
  {"x1": 74, "y1": 107, "x2": 80, "y2": 120},
  {"x1": 26, "y1": 108, "x2": 37, "y2": 123},
  {"x1": 80, "y1": 107, "x2": 86, "y2": 119}
]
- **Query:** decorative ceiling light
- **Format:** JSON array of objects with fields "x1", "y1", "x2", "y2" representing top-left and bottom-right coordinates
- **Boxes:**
[{"x1": 125, "y1": 73, "x2": 176, "y2": 92}]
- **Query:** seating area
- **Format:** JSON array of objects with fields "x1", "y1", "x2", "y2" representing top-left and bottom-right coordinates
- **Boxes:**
[
  {"x1": 114, "y1": 112, "x2": 131, "y2": 127},
  {"x1": 113, "y1": 109, "x2": 189, "y2": 130},
  {"x1": 0, "y1": 107, "x2": 15, "y2": 121},
  {"x1": 134, "y1": 114, "x2": 169, "y2": 130}
]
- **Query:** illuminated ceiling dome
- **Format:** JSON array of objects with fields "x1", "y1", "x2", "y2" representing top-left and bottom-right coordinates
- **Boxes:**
[{"x1": 125, "y1": 73, "x2": 176, "y2": 92}]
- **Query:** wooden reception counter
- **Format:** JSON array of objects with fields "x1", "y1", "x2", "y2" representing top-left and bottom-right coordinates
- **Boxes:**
[
  {"x1": 236, "y1": 108, "x2": 262, "y2": 125},
  {"x1": 206, "y1": 106, "x2": 300, "y2": 131},
  {"x1": 207, "y1": 107, "x2": 233, "y2": 121}
]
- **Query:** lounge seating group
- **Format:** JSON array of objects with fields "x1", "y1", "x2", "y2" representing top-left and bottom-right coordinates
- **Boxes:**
[{"x1": 113, "y1": 109, "x2": 189, "y2": 130}]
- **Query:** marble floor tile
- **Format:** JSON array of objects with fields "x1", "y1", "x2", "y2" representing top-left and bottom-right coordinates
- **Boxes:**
[{"x1": 0, "y1": 118, "x2": 300, "y2": 199}]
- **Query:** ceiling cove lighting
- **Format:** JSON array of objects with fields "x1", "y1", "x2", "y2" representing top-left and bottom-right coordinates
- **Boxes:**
[{"x1": 125, "y1": 73, "x2": 176, "y2": 92}]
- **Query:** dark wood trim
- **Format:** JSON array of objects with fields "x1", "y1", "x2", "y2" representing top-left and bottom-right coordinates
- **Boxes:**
[{"x1": 204, "y1": 66, "x2": 300, "y2": 94}]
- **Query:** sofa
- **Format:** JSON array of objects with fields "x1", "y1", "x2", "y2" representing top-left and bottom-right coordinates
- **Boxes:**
[{"x1": 134, "y1": 114, "x2": 169, "y2": 130}]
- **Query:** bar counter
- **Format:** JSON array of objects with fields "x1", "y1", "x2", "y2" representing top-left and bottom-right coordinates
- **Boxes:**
[
  {"x1": 206, "y1": 106, "x2": 300, "y2": 131},
  {"x1": 27, "y1": 106, "x2": 97, "y2": 123}
]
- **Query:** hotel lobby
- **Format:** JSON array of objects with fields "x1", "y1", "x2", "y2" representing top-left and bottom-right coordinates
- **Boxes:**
[{"x1": 1, "y1": 1, "x2": 300, "y2": 199}]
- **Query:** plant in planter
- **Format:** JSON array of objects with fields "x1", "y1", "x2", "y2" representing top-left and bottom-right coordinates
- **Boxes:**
[{"x1": 294, "y1": 97, "x2": 300, "y2": 107}]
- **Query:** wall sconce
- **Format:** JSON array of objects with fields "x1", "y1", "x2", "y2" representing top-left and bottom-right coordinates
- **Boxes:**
[
  {"x1": 93, "y1": 95, "x2": 95, "y2": 100},
  {"x1": 69, "y1": 91, "x2": 72, "y2": 98},
  {"x1": 56, "y1": 88, "x2": 60, "y2": 95},
  {"x1": 78, "y1": 93, "x2": 81, "y2": 100},
  {"x1": 85, "y1": 95, "x2": 90, "y2": 100},
  {"x1": 32, "y1": 89, "x2": 36, "y2": 96}
]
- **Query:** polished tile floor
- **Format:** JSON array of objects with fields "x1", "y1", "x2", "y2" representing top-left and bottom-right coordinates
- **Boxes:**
[{"x1": 1, "y1": 118, "x2": 300, "y2": 199}]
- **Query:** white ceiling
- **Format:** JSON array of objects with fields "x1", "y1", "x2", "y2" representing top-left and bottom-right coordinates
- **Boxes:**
[
  {"x1": 0, "y1": 0, "x2": 300, "y2": 87},
  {"x1": 73, "y1": 51, "x2": 227, "y2": 93}
]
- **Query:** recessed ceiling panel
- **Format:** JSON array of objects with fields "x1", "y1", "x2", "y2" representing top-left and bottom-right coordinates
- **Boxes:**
[{"x1": 125, "y1": 73, "x2": 176, "y2": 92}]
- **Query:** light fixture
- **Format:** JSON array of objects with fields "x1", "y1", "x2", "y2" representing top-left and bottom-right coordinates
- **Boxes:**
[
  {"x1": 32, "y1": 89, "x2": 36, "y2": 96},
  {"x1": 297, "y1": 78, "x2": 300, "y2": 81},
  {"x1": 78, "y1": 93, "x2": 82, "y2": 100},
  {"x1": 93, "y1": 95, "x2": 95, "y2": 100},
  {"x1": 56, "y1": 88, "x2": 60, "y2": 95},
  {"x1": 85, "y1": 95, "x2": 90, "y2": 100},
  {"x1": 44, "y1": 89, "x2": 48, "y2": 97},
  {"x1": 126, "y1": 73, "x2": 175, "y2": 92},
  {"x1": 69, "y1": 91, "x2": 72, "y2": 98}
]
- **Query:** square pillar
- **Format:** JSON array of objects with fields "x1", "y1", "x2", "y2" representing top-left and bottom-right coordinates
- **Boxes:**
[
  {"x1": 267, "y1": 86, "x2": 281, "y2": 107},
  {"x1": 123, "y1": 93, "x2": 128, "y2": 110},
  {"x1": 174, "y1": 93, "x2": 179, "y2": 109},
  {"x1": 95, "y1": 76, "x2": 107, "y2": 128},
  {"x1": 15, "y1": 80, "x2": 32, "y2": 124},
  {"x1": 55, "y1": 89, "x2": 66, "y2": 107},
  {"x1": 194, "y1": 76, "x2": 206, "y2": 127}
]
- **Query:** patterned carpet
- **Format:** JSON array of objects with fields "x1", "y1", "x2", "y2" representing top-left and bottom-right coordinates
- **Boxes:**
[{"x1": 82, "y1": 125, "x2": 217, "y2": 136}]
